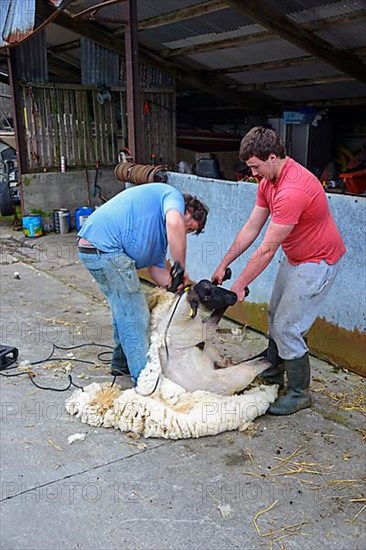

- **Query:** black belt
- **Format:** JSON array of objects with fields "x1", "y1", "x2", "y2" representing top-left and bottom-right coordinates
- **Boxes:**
[{"x1": 78, "y1": 246, "x2": 106, "y2": 254}]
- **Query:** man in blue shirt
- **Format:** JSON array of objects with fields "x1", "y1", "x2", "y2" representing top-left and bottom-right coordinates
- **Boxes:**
[{"x1": 77, "y1": 183, "x2": 208, "y2": 395}]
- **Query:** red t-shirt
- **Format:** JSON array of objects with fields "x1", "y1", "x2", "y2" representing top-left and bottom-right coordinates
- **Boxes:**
[{"x1": 256, "y1": 157, "x2": 346, "y2": 265}]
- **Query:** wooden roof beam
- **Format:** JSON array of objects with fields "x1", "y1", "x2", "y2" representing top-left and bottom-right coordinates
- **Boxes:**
[
  {"x1": 48, "y1": 39, "x2": 81, "y2": 54},
  {"x1": 226, "y1": 0, "x2": 366, "y2": 84},
  {"x1": 290, "y1": 97, "x2": 366, "y2": 107},
  {"x1": 212, "y1": 46, "x2": 366, "y2": 75},
  {"x1": 161, "y1": 9, "x2": 366, "y2": 58},
  {"x1": 237, "y1": 74, "x2": 354, "y2": 91},
  {"x1": 114, "y1": 0, "x2": 227, "y2": 35},
  {"x1": 37, "y1": 0, "x2": 124, "y2": 54}
]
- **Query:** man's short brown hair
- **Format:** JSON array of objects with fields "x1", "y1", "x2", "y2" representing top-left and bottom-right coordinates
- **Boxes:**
[
  {"x1": 239, "y1": 126, "x2": 286, "y2": 161},
  {"x1": 184, "y1": 194, "x2": 209, "y2": 235}
]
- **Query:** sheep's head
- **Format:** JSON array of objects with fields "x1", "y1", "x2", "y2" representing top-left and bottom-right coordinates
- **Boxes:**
[{"x1": 187, "y1": 279, "x2": 237, "y2": 323}]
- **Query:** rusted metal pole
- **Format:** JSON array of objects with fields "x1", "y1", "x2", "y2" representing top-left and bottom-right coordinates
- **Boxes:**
[
  {"x1": 124, "y1": 0, "x2": 143, "y2": 163},
  {"x1": 7, "y1": 48, "x2": 27, "y2": 214}
]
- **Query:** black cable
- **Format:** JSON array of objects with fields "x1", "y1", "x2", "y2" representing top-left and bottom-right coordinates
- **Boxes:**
[
  {"x1": 30, "y1": 347, "x2": 55, "y2": 365},
  {"x1": 53, "y1": 343, "x2": 113, "y2": 351},
  {"x1": 52, "y1": 357, "x2": 96, "y2": 365},
  {"x1": 97, "y1": 350, "x2": 113, "y2": 363},
  {"x1": 0, "y1": 342, "x2": 116, "y2": 392},
  {"x1": 163, "y1": 291, "x2": 186, "y2": 359},
  {"x1": 0, "y1": 370, "x2": 33, "y2": 378},
  {"x1": 28, "y1": 374, "x2": 85, "y2": 392},
  {"x1": 0, "y1": 370, "x2": 85, "y2": 392}
]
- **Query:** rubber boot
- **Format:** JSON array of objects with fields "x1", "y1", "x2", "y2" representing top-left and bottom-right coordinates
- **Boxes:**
[
  {"x1": 111, "y1": 344, "x2": 129, "y2": 376},
  {"x1": 259, "y1": 338, "x2": 285, "y2": 389},
  {"x1": 268, "y1": 353, "x2": 312, "y2": 415}
]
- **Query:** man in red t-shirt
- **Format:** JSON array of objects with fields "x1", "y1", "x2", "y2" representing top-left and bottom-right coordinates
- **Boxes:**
[{"x1": 212, "y1": 126, "x2": 346, "y2": 415}]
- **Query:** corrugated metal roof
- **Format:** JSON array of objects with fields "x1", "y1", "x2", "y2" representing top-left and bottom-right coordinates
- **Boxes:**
[
  {"x1": 139, "y1": 10, "x2": 255, "y2": 45},
  {"x1": 289, "y1": 0, "x2": 366, "y2": 23},
  {"x1": 189, "y1": 40, "x2": 307, "y2": 68},
  {"x1": 316, "y1": 21, "x2": 366, "y2": 49},
  {"x1": 152, "y1": 0, "x2": 366, "y2": 50},
  {"x1": 1, "y1": 0, "x2": 365, "y2": 107},
  {"x1": 0, "y1": 0, "x2": 36, "y2": 47}
]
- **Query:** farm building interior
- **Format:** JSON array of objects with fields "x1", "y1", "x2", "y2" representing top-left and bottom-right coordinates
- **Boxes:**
[
  {"x1": 0, "y1": 0, "x2": 365, "y2": 371},
  {"x1": 1, "y1": 4, "x2": 366, "y2": 549}
]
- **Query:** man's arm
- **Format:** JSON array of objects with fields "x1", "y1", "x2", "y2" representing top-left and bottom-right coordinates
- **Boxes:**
[
  {"x1": 165, "y1": 210, "x2": 186, "y2": 268},
  {"x1": 148, "y1": 266, "x2": 171, "y2": 287},
  {"x1": 212, "y1": 205, "x2": 270, "y2": 283},
  {"x1": 231, "y1": 221, "x2": 295, "y2": 300}
]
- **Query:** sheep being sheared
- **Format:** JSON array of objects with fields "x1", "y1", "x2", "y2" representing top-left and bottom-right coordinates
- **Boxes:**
[
  {"x1": 140, "y1": 281, "x2": 273, "y2": 395},
  {"x1": 65, "y1": 281, "x2": 277, "y2": 439}
]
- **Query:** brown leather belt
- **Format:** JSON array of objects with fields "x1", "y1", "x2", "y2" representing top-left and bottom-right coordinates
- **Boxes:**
[{"x1": 78, "y1": 246, "x2": 106, "y2": 254}]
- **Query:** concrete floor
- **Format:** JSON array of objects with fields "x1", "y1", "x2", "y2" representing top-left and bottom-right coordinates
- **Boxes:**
[{"x1": 0, "y1": 222, "x2": 365, "y2": 550}]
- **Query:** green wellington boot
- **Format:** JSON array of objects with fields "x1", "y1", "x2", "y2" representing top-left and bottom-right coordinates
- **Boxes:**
[
  {"x1": 268, "y1": 353, "x2": 312, "y2": 415},
  {"x1": 259, "y1": 338, "x2": 285, "y2": 389}
]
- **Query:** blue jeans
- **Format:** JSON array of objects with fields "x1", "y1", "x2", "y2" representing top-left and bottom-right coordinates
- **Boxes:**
[{"x1": 78, "y1": 250, "x2": 150, "y2": 382}]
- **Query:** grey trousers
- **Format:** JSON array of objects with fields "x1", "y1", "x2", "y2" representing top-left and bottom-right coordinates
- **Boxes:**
[{"x1": 268, "y1": 256, "x2": 341, "y2": 360}]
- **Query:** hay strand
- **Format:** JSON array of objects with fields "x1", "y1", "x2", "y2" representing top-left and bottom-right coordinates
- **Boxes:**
[{"x1": 253, "y1": 499, "x2": 306, "y2": 543}]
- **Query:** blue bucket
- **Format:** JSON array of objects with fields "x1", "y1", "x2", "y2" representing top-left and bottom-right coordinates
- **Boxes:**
[
  {"x1": 23, "y1": 215, "x2": 43, "y2": 238},
  {"x1": 75, "y1": 207, "x2": 94, "y2": 231}
]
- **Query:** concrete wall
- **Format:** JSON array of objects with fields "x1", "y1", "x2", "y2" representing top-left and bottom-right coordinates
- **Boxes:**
[
  {"x1": 22, "y1": 168, "x2": 124, "y2": 228},
  {"x1": 167, "y1": 172, "x2": 366, "y2": 375}
]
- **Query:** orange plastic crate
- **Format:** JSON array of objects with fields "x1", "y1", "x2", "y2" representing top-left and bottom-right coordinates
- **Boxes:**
[{"x1": 340, "y1": 168, "x2": 366, "y2": 194}]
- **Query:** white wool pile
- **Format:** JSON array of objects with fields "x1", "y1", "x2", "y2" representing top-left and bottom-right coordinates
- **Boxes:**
[{"x1": 65, "y1": 378, "x2": 277, "y2": 439}]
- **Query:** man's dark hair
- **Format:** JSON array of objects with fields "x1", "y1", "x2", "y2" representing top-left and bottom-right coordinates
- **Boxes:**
[
  {"x1": 184, "y1": 194, "x2": 209, "y2": 235},
  {"x1": 239, "y1": 126, "x2": 286, "y2": 161}
]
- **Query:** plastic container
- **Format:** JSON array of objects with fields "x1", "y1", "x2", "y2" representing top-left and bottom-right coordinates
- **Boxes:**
[
  {"x1": 53, "y1": 208, "x2": 70, "y2": 234},
  {"x1": 196, "y1": 158, "x2": 220, "y2": 179},
  {"x1": 75, "y1": 207, "x2": 94, "y2": 231},
  {"x1": 340, "y1": 168, "x2": 366, "y2": 194},
  {"x1": 23, "y1": 214, "x2": 43, "y2": 238}
]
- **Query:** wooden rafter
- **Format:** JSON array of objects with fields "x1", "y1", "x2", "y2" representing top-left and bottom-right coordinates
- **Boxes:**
[
  {"x1": 226, "y1": 0, "x2": 366, "y2": 83},
  {"x1": 114, "y1": 0, "x2": 227, "y2": 35},
  {"x1": 48, "y1": 40, "x2": 81, "y2": 54},
  {"x1": 291, "y1": 97, "x2": 366, "y2": 107},
  {"x1": 37, "y1": 0, "x2": 124, "y2": 53},
  {"x1": 161, "y1": 9, "x2": 366, "y2": 59},
  {"x1": 73, "y1": 0, "x2": 125, "y2": 20},
  {"x1": 237, "y1": 74, "x2": 354, "y2": 92},
  {"x1": 211, "y1": 47, "x2": 366, "y2": 75}
]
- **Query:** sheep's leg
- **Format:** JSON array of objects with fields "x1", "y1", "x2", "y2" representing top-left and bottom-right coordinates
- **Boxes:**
[
  {"x1": 213, "y1": 357, "x2": 272, "y2": 395},
  {"x1": 165, "y1": 348, "x2": 272, "y2": 395}
]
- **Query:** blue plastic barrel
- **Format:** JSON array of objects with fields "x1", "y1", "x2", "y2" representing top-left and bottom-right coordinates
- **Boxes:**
[
  {"x1": 75, "y1": 207, "x2": 94, "y2": 231},
  {"x1": 23, "y1": 215, "x2": 43, "y2": 238}
]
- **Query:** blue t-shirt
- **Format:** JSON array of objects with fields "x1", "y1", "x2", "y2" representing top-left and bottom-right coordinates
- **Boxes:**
[{"x1": 78, "y1": 183, "x2": 185, "y2": 269}]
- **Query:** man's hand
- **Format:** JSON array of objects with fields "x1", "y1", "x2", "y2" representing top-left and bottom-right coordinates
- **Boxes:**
[
  {"x1": 177, "y1": 272, "x2": 190, "y2": 293},
  {"x1": 230, "y1": 280, "x2": 247, "y2": 302},
  {"x1": 167, "y1": 262, "x2": 190, "y2": 293},
  {"x1": 211, "y1": 265, "x2": 227, "y2": 285}
]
